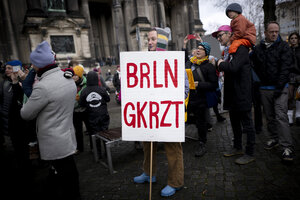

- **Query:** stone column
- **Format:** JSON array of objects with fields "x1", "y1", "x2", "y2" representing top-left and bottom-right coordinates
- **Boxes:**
[
  {"x1": 100, "y1": 15, "x2": 110, "y2": 57},
  {"x1": 192, "y1": 0, "x2": 205, "y2": 36},
  {"x1": 187, "y1": 0, "x2": 194, "y2": 34},
  {"x1": 81, "y1": 0, "x2": 96, "y2": 60},
  {"x1": 157, "y1": 0, "x2": 166, "y2": 28},
  {"x1": 67, "y1": 0, "x2": 80, "y2": 16},
  {"x1": 187, "y1": 0, "x2": 195, "y2": 48},
  {"x1": 2, "y1": 0, "x2": 19, "y2": 59},
  {"x1": 131, "y1": 0, "x2": 151, "y2": 51},
  {"x1": 113, "y1": 0, "x2": 127, "y2": 55},
  {"x1": 26, "y1": 0, "x2": 41, "y2": 9},
  {"x1": 123, "y1": 0, "x2": 134, "y2": 50},
  {"x1": 193, "y1": 0, "x2": 199, "y2": 23}
]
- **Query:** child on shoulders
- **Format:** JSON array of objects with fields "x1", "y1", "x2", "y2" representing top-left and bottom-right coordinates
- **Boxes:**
[{"x1": 226, "y1": 3, "x2": 256, "y2": 53}]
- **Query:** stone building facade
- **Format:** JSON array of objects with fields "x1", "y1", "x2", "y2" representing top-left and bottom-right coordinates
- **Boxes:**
[
  {"x1": 0, "y1": 0, "x2": 205, "y2": 67},
  {"x1": 276, "y1": 0, "x2": 300, "y2": 40}
]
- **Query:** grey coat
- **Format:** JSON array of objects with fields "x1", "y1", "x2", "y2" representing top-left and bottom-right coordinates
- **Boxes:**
[{"x1": 21, "y1": 67, "x2": 77, "y2": 160}]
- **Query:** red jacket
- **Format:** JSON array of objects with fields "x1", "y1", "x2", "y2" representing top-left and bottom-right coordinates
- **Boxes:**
[{"x1": 230, "y1": 14, "x2": 256, "y2": 45}]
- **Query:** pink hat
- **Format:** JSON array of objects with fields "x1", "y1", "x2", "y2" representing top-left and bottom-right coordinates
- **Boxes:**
[{"x1": 212, "y1": 25, "x2": 232, "y2": 38}]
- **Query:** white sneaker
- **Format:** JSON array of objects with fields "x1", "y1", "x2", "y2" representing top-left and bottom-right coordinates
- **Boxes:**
[
  {"x1": 282, "y1": 148, "x2": 294, "y2": 161},
  {"x1": 287, "y1": 110, "x2": 294, "y2": 125}
]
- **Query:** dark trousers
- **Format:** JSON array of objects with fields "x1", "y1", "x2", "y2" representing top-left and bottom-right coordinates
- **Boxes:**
[
  {"x1": 73, "y1": 112, "x2": 84, "y2": 152},
  {"x1": 253, "y1": 84, "x2": 263, "y2": 131},
  {"x1": 87, "y1": 113, "x2": 110, "y2": 150},
  {"x1": 49, "y1": 155, "x2": 80, "y2": 200},
  {"x1": 188, "y1": 105, "x2": 208, "y2": 143},
  {"x1": 229, "y1": 110, "x2": 256, "y2": 156}
]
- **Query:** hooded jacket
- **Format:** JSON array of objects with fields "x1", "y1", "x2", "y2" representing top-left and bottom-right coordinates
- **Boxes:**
[
  {"x1": 80, "y1": 71, "x2": 110, "y2": 113},
  {"x1": 79, "y1": 71, "x2": 110, "y2": 132}
]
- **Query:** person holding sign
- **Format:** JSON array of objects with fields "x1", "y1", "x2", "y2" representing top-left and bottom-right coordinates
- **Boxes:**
[
  {"x1": 185, "y1": 42, "x2": 219, "y2": 157},
  {"x1": 133, "y1": 27, "x2": 186, "y2": 197}
]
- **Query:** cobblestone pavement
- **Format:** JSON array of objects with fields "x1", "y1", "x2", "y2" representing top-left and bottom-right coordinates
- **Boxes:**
[
  {"x1": 2, "y1": 91, "x2": 300, "y2": 200},
  {"x1": 73, "y1": 96, "x2": 300, "y2": 200}
]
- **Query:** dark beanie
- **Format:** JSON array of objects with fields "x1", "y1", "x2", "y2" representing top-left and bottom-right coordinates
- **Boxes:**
[
  {"x1": 197, "y1": 42, "x2": 211, "y2": 56},
  {"x1": 226, "y1": 3, "x2": 242, "y2": 17}
]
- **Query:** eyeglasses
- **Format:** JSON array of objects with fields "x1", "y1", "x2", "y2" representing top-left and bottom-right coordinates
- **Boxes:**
[
  {"x1": 217, "y1": 32, "x2": 226, "y2": 39},
  {"x1": 197, "y1": 47, "x2": 205, "y2": 51}
]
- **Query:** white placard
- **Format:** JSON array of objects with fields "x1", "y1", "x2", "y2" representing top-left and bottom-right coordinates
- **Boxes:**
[{"x1": 120, "y1": 51, "x2": 185, "y2": 142}]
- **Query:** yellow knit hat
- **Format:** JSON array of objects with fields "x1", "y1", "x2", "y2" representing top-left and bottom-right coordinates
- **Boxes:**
[{"x1": 73, "y1": 65, "x2": 84, "y2": 78}]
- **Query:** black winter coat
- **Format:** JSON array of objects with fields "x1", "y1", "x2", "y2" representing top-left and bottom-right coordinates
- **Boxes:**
[
  {"x1": 0, "y1": 76, "x2": 24, "y2": 136},
  {"x1": 290, "y1": 45, "x2": 300, "y2": 77},
  {"x1": 251, "y1": 36, "x2": 293, "y2": 90},
  {"x1": 113, "y1": 72, "x2": 120, "y2": 92},
  {"x1": 79, "y1": 71, "x2": 110, "y2": 131},
  {"x1": 219, "y1": 45, "x2": 252, "y2": 111},
  {"x1": 186, "y1": 60, "x2": 218, "y2": 108}
]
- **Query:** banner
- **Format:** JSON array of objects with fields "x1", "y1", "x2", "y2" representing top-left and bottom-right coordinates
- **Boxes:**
[{"x1": 120, "y1": 51, "x2": 185, "y2": 142}]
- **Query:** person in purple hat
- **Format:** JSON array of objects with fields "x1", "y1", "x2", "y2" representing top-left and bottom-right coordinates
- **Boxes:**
[
  {"x1": 212, "y1": 25, "x2": 256, "y2": 165},
  {"x1": 21, "y1": 41, "x2": 81, "y2": 199}
]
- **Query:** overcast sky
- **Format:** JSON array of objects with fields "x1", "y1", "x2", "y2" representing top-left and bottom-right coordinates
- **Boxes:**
[{"x1": 198, "y1": 0, "x2": 231, "y2": 35}]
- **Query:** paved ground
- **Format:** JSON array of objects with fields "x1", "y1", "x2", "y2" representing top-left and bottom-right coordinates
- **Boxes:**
[
  {"x1": 73, "y1": 100, "x2": 300, "y2": 200},
  {"x1": 1, "y1": 65, "x2": 300, "y2": 199}
]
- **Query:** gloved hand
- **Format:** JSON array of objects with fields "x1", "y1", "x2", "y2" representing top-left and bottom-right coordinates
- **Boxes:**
[{"x1": 273, "y1": 89, "x2": 282, "y2": 99}]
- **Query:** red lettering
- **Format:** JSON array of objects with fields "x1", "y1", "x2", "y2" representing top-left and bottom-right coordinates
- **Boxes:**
[
  {"x1": 140, "y1": 63, "x2": 150, "y2": 88},
  {"x1": 164, "y1": 59, "x2": 178, "y2": 88},
  {"x1": 160, "y1": 101, "x2": 172, "y2": 127},
  {"x1": 172, "y1": 101, "x2": 184, "y2": 128},
  {"x1": 153, "y1": 61, "x2": 163, "y2": 88},
  {"x1": 127, "y1": 63, "x2": 138, "y2": 88},
  {"x1": 137, "y1": 102, "x2": 148, "y2": 128},
  {"x1": 124, "y1": 102, "x2": 136, "y2": 127},
  {"x1": 149, "y1": 101, "x2": 159, "y2": 129}
]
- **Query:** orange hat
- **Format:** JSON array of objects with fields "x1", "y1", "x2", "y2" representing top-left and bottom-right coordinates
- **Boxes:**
[{"x1": 73, "y1": 65, "x2": 84, "y2": 78}]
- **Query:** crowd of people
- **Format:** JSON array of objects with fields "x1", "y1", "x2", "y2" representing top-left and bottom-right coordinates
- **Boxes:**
[
  {"x1": 0, "y1": 42, "x2": 114, "y2": 199},
  {"x1": 0, "y1": 2, "x2": 300, "y2": 199}
]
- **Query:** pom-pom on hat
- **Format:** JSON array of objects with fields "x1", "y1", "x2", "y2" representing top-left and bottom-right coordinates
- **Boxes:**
[
  {"x1": 30, "y1": 41, "x2": 55, "y2": 68},
  {"x1": 73, "y1": 65, "x2": 84, "y2": 78},
  {"x1": 155, "y1": 27, "x2": 171, "y2": 51},
  {"x1": 197, "y1": 42, "x2": 211, "y2": 56},
  {"x1": 6, "y1": 60, "x2": 22, "y2": 67},
  {"x1": 226, "y1": 3, "x2": 242, "y2": 17},
  {"x1": 212, "y1": 25, "x2": 232, "y2": 38}
]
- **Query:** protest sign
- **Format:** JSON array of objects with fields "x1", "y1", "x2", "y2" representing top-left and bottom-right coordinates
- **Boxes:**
[{"x1": 120, "y1": 51, "x2": 185, "y2": 142}]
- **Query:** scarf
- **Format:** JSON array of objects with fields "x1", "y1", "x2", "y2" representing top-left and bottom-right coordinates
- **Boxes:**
[
  {"x1": 190, "y1": 56, "x2": 208, "y2": 65},
  {"x1": 37, "y1": 64, "x2": 57, "y2": 77}
]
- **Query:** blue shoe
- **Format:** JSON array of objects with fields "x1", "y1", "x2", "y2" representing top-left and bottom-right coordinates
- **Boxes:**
[
  {"x1": 161, "y1": 185, "x2": 181, "y2": 197},
  {"x1": 133, "y1": 172, "x2": 156, "y2": 183}
]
